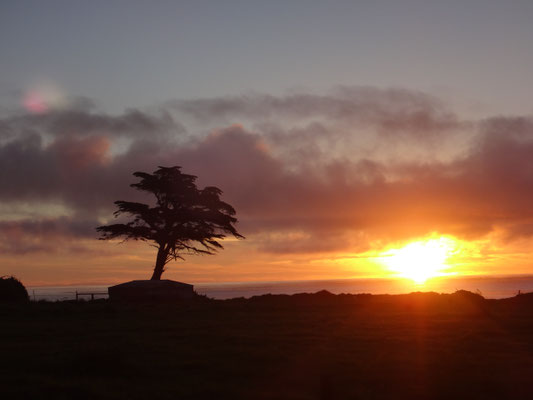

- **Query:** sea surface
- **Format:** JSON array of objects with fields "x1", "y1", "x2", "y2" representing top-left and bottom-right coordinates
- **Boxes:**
[{"x1": 27, "y1": 275, "x2": 533, "y2": 301}]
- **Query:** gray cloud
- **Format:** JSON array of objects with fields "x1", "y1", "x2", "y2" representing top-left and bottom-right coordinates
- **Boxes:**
[
  {"x1": 1, "y1": 88, "x2": 533, "y2": 255},
  {"x1": 169, "y1": 86, "x2": 461, "y2": 140}
]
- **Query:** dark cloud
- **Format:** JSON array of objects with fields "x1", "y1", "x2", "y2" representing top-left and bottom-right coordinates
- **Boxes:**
[
  {"x1": 0, "y1": 108, "x2": 185, "y2": 213},
  {"x1": 1, "y1": 88, "x2": 533, "y2": 255},
  {"x1": 0, "y1": 217, "x2": 97, "y2": 254},
  {"x1": 1, "y1": 108, "x2": 184, "y2": 139}
]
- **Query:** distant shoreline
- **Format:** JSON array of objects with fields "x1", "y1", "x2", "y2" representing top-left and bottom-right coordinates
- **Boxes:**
[{"x1": 26, "y1": 274, "x2": 533, "y2": 301}]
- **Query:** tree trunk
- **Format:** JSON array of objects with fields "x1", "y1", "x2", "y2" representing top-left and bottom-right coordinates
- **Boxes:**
[{"x1": 150, "y1": 246, "x2": 167, "y2": 280}]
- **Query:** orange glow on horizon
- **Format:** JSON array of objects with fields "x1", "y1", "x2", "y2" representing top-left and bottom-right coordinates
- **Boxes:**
[{"x1": 5, "y1": 229, "x2": 533, "y2": 287}]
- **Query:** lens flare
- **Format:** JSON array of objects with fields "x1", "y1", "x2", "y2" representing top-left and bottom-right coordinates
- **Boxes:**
[{"x1": 22, "y1": 82, "x2": 66, "y2": 113}]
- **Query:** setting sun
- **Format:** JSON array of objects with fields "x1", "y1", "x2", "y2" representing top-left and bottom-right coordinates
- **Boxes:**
[{"x1": 380, "y1": 237, "x2": 457, "y2": 283}]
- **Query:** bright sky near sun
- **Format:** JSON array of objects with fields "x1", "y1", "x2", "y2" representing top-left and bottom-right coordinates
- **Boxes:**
[{"x1": 2, "y1": 1, "x2": 533, "y2": 286}]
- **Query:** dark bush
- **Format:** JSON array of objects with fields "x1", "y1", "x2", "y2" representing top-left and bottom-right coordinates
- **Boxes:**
[{"x1": 0, "y1": 276, "x2": 29, "y2": 303}]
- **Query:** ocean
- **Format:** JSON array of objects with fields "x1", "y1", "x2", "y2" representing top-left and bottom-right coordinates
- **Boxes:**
[{"x1": 27, "y1": 275, "x2": 533, "y2": 301}]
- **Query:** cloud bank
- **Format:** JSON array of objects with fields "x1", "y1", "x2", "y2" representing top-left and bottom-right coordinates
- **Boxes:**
[{"x1": 1, "y1": 87, "x2": 532, "y2": 255}]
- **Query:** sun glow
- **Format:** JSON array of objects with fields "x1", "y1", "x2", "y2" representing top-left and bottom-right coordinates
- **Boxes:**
[{"x1": 381, "y1": 237, "x2": 457, "y2": 283}]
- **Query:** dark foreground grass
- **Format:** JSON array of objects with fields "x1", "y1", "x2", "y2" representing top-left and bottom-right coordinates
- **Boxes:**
[{"x1": 2, "y1": 290, "x2": 533, "y2": 400}]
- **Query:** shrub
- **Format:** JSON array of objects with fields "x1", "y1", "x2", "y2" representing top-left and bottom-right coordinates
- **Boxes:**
[{"x1": 0, "y1": 276, "x2": 29, "y2": 303}]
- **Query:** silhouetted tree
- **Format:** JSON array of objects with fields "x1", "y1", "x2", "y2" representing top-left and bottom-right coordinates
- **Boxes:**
[
  {"x1": 97, "y1": 166, "x2": 243, "y2": 280},
  {"x1": 0, "y1": 276, "x2": 29, "y2": 302}
]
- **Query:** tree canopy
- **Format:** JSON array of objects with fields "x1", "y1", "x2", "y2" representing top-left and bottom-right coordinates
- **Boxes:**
[
  {"x1": 0, "y1": 276, "x2": 29, "y2": 303},
  {"x1": 97, "y1": 166, "x2": 243, "y2": 280}
]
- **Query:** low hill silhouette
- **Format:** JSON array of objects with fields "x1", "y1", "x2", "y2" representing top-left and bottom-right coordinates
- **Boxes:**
[{"x1": 224, "y1": 289, "x2": 498, "y2": 313}]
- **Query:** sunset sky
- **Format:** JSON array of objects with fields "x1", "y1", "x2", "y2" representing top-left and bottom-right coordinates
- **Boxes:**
[{"x1": 2, "y1": 1, "x2": 533, "y2": 286}]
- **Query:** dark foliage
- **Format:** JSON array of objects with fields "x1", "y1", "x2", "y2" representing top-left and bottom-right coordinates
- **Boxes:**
[
  {"x1": 0, "y1": 276, "x2": 29, "y2": 303},
  {"x1": 97, "y1": 166, "x2": 243, "y2": 280}
]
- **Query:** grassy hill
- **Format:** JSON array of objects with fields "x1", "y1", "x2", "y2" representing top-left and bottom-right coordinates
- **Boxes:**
[{"x1": 2, "y1": 290, "x2": 533, "y2": 399}]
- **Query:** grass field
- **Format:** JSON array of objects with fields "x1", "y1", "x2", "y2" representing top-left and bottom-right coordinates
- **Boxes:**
[{"x1": 2, "y1": 290, "x2": 533, "y2": 399}]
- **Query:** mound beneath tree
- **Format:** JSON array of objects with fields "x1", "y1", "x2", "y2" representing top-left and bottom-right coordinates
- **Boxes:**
[{"x1": 108, "y1": 279, "x2": 195, "y2": 302}]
